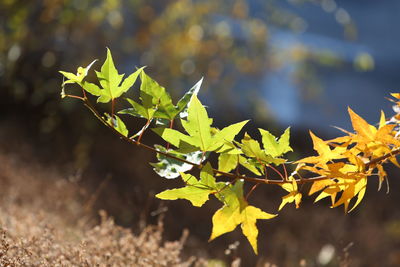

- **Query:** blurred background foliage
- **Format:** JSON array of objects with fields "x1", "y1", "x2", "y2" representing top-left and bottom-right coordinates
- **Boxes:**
[{"x1": 0, "y1": 0, "x2": 355, "y2": 135}]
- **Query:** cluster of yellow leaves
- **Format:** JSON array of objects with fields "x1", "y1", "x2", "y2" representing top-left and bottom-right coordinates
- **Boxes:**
[{"x1": 296, "y1": 101, "x2": 400, "y2": 213}]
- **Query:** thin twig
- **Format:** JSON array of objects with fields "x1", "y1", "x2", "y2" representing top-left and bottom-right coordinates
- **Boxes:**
[
  {"x1": 282, "y1": 163, "x2": 288, "y2": 180},
  {"x1": 137, "y1": 119, "x2": 151, "y2": 144},
  {"x1": 267, "y1": 164, "x2": 285, "y2": 181},
  {"x1": 245, "y1": 184, "x2": 260, "y2": 201},
  {"x1": 64, "y1": 94, "x2": 84, "y2": 101}
]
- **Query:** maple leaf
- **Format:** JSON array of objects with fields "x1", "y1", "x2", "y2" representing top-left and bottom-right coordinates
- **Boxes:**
[
  {"x1": 60, "y1": 59, "x2": 97, "y2": 86},
  {"x1": 278, "y1": 176, "x2": 302, "y2": 210},
  {"x1": 348, "y1": 107, "x2": 377, "y2": 141},
  {"x1": 332, "y1": 176, "x2": 368, "y2": 213},
  {"x1": 156, "y1": 163, "x2": 223, "y2": 207},
  {"x1": 259, "y1": 127, "x2": 293, "y2": 158},
  {"x1": 210, "y1": 181, "x2": 276, "y2": 254},
  {"x1": 336, "y1": 109, "x2": 400, "y2": 183},
  {"x1": 240, "y1": 133, "x2": 286, "y2": 168},
  {"x1": 309, "y1": 179, "x2": 336, "y2": 196},
  {"x1": 59, "y1": 59, "x2": 99, "y2": 97},
  {"x1": 120, "y1": 74, "x2": 201, "y2": 122},
  {"x1": 95, "y1": 48, "x2": 143, "y2": 103},
  {"x1": 218, "y1": 153, "x2": 239, "y2": 174},
  {"x1": 297, "y1": 131, "x2": 346, "y2": 166},
  {"x1": 305, "y1": 162, "x2": 363, "y2": 181},
  {"x1": 154, "y1": 96, "x2": 248, "y2": 152}
]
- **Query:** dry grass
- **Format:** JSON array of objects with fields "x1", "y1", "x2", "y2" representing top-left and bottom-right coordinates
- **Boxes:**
[
  {"x1": 0, "y1": 151, "x2": 202, "y2": 266},
  {"x1": 2, "y1": 122, "x2": 400, "y2": 266}
]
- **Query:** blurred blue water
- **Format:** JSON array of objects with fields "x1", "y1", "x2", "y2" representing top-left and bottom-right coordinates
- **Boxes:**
[{"x1": 261, "y1": 0, "x2": 400, "y2": 136}]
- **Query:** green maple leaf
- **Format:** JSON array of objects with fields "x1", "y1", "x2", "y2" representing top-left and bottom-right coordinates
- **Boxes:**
[
  {"x1": 154, "y1": 95, "x2": 248, "y2": 152},
  {"x1": 156, "y1": 163, "x2": 223, "y2": 207},
  {"x1": 259, "y1": 127, "x2": 293, "y2": 157},
  {"x1": 119, "y1": 73, "x2": 202, "y2": 121},
  {"x1": 218, "y1": 153, "x2": 239, "y2": 174},
  {"x1": 240, "y1": 133, "x2": 287, "y2": 168},
  {"x1": 59, "y1": 59, "x2": 97, "y2": 86},
  {"x1": 95, "y1": 48, "x2": 143, "y2": 103},
  {"x1": 119, "y1": 97, "x2": 157, "y2": 120},
  {"x1": 59, "y1": 59, "x2": 99, "y2": 98},
  {"x1": 210, "y1": 180, "x2": 276, "y2": 254}
]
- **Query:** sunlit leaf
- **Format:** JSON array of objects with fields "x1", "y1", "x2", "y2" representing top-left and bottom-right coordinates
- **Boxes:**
[
  {"x1": 240, "y1": 133, "x2": 286, "y2": 166},
  {"x1": 59, "y1": 59, "x2": 97, "y2": 86},
  {"x1": 348, "y1": 107, "x2": 377, "y2": 140},
  {"x1": 95, "y1": 48, "x2": 125, "y2": 103},
  {"x1": 94, "y1": 49, "x2": 143, "y2": 103},
  {"x1": 333, "y1": 177, "x2": 368, "y2": 213},
  {"x1": 259, "y1": 127, "x2": 292, "y2": 157},
  {"x1": 155, "y1": 96, "x2": 247, "y2": 152},
  {"x1": 218, "y1": 153, "x2": 239, "y2": 174},
  {"x1": 156, "y1": 163, "x2": 222, "y2": 206},
  {"x1": 278, "y1": 176, "x2": 302, "y2": 210},
  {"x1": 210, "y1": 180, "x2": 276, "y2": 254}
]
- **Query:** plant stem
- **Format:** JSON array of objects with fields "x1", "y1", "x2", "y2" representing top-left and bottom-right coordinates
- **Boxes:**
[
  {"x1": 65, "y1": 94, "x2": 85, "y2": 101},
  {"x1": 137, "y1": 119, "x2": 151, "y2": 144},
  {"x1": 166, "y1": 119, "x2": 174, "y2": 150},
  {"x1": 245, "y1": 184, "x2": 259, "y2": 201},
  {"x1": 111, "y1": 98, "x2": 115, "y2": 119}
]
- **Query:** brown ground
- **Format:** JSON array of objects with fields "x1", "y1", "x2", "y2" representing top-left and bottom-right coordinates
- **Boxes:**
[
  {"x1": 0, "y1": 147, "x2": 206, "y2": 266},
  {"x1": 1, "y1": 122, "x2": 400, "y2": 266}
]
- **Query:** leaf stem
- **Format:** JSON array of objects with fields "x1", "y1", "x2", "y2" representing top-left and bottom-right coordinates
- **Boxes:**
[
  {"x1": 137, "y1": 119, "x2": 151, "y2": 144},
  {"x1": 111, "y1": 98, "x2": 115, "y2": 119},
  {"x1": 283, "y1": 163, "x2": 288, "y2": 181},
  {"x1": 65, "y1": 94, "x2": 85, "y2": 101},
  {"x1": 166, "y1": 119, "x2": 174, "y2": 150},
  {"x1": 245, "y1": 183, "x2": 259, "y2": 201},
  {"x1": 267, "y1": 164, "x2": 285, "y2": 181},
  {"x1": 81, "y1": 88, "x2": 87, "y2": 100}
]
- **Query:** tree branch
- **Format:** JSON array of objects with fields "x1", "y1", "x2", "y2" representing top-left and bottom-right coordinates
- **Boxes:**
[{"x1": 76, "y1": 95, "x2": 400, "y2": 187}]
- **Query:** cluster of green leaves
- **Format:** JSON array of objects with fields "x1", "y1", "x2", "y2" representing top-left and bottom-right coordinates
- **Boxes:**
[{"x1": 60, "y1": 49, "x2": 400, "y2": 254}]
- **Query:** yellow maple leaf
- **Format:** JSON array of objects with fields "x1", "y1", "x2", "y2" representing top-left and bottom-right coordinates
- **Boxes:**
[
  {"x1": 309, "y1": 179, "x2": 335, "y2": 196},
  {"x1": 348, "y1": 107, "x2": 377, "y2": 141},
  {"x1": 279, "y1": 176, "x2": 302, "y2": 210},
  {"x1": 391, "y1": 93, "x2": 400, "y2": 99},
  {"x1": 332, "y1": 176, "x2": 368, "y2": 213},
  {"x1": 297, "y1": 131, "x2": 346, "y2": 166},
  {"x1": 210, "y1": 181, "x2": 276, "y2": 254},
  {"x1": 347, "y1": 108, "x2": 400, "y2": 162}
]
